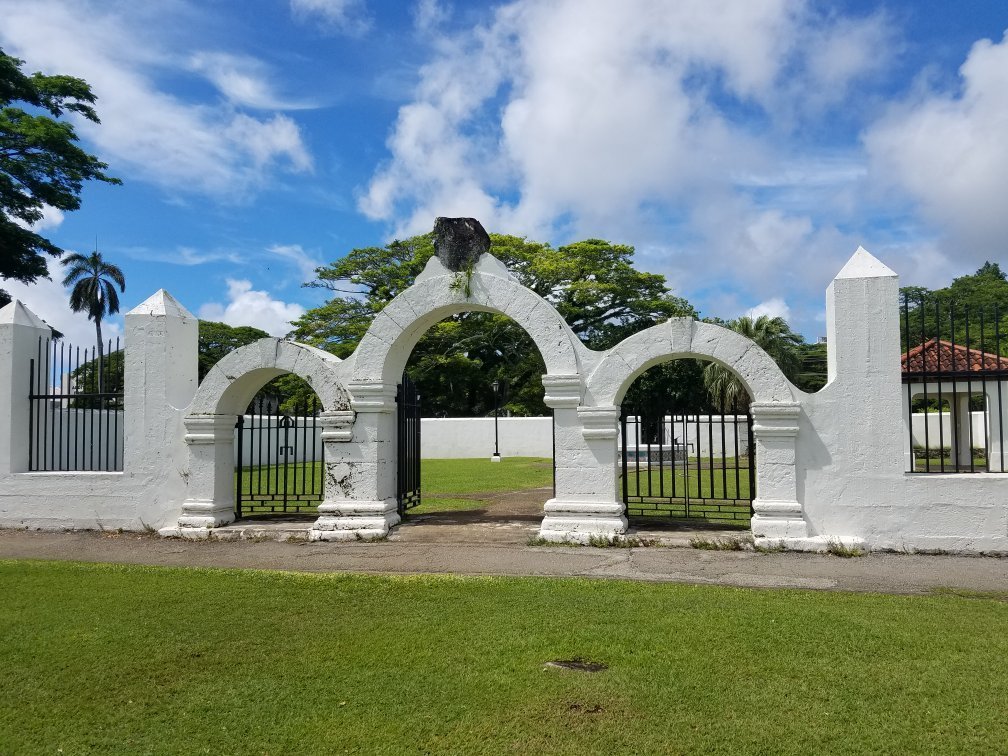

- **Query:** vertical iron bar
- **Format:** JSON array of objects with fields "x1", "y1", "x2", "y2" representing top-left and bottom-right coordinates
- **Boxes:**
[
  {"x1": 950, "y1": 305, "x2": 959, "y2": 471},
  {"x1": 965, "y1": 307, "x2": 975, "y2": 473},
  {"x1": 658, "y1": 409, "x2": 665, "y2": 498},
  {"x1": 58, "y1": 341, "x2": 65, "y2": 470},
  {"x1": 256, "y1": 398, "x2": 263, "y2": 495},
  {"x1": 920, "y1": 295, "x2": 931, "y2": 472},
  {"x1": 707, "y1": 409, "x2": 715, "y2": 500},
  {"x1": 312, "y1": 396, "x2": 319, "y2": 498},
  {"x1": 904, "y1": 295, "x2": 914, "y2": 472},
  {"x1": 235, "y1": 415, "x2": 244, "y2": 520},
  {"x1": 282, "y1": 412, "x2": 290, "y2": 512},
  {"x1": 936, "y1": 299, "x2": 945, "y2": 472},
  {"x1": 645, "y1": 409, "x2": 652, "y2": 497},
  {"x1": 997, "y1": 305, "x2": 1005, "y2": 472},
  {"x1": 979, "y1": 308, "x2": 990, "y2": 471},
  {"x1": 46, "y1": 340, "x2": 53, "y2": 471},
  {"x1": 28, "y1": 358, "x2": 35, "y2": 471},
  {"x1": 620, "y1": 406, "x2": 628, "y2": 506},
  {"x1": 105, "y1": 339, "x2": 112, "y2": 471},
  {"x1": 44, "y1": 338, "x2": 51, "y2": 471},
  {"x1": 721, "y1": 404, "x2": 728, "y2": 502}
]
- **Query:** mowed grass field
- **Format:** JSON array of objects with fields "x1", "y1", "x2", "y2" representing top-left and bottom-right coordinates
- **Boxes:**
[
  {"x1": 2, "y1": 560, "x2": 1007, "y2": 754},
  {"x1": 236, "y1": 457, "x2": 555, "y2": 515}
]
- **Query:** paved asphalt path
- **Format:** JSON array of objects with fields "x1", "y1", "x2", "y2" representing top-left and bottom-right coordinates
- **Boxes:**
[{"x1": 0, "y1": 527, "x2": 1005, "y2": 596}]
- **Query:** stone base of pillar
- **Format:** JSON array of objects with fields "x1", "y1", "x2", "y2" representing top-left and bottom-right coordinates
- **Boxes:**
[
  {"x1": 174, "y1": 499, "x2": 235, "y2": 530},
  {"x1": 310, "y1": 498, "x2": 400, "y2": 541},
  {"x1": 750, "y1": 498, "x2": 807, "y2": 540},
  {"x1": 538, "y1": 499, "x2": 627, "y2": 544}
]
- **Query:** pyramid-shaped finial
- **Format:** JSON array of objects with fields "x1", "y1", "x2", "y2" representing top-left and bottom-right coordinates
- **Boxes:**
[
  {"x1": 126, "y1": 289, "x2": 195, "y2": 319},
  {"x1": 834, "y1": 246, "x2": 897, "y2": 280}
]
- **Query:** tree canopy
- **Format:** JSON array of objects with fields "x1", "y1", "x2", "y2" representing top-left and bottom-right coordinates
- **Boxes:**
[
  {"x1": 900, "y1": 261, "x2": 1008, "y2": 354},
  {"x1": 294, "y1": 233, "x2": 696, "y2": 416},
  {"x1": 0, "y1": 49, "x2": 120, "y2": 306}
]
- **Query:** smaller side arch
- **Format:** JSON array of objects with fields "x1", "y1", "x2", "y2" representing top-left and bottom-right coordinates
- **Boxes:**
[
  {"x1": 189, "y1": 338, "x2": 348, "y2": 416},
  {"x1": 585, "y1": 318, "x2": 797, "y2": 407}
]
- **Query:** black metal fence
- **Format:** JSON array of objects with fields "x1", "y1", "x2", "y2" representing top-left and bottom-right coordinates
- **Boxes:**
[
  {"x1": 397, "y1": 373, "x2": 421, "y2": 516},
  {"x1": 28, "y1": 337, "x2": 124, "y2": 472},
  {"x1": 620, "y1": 408, "x2": 754, "y2": 526},
  {"x1": 234, "y1": 396, "x2": 323, "y2": 518},
  {"x1": 901, "y1": 293, "x2": 1008, "y2": 472}
]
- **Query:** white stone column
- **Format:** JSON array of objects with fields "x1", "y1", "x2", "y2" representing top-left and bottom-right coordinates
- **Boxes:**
[
  {"x1": 123, "y1": 290, "x2": 199, "y2": 474},
  {"x1": 310, "y1": 381, "x2": 399, "y2": 541},
  {"x1": 539, "y1": 375, "x2": 627, "y2": 543},
  {"x1": 749, "y1": 402, "x2": 807, "y2": 539},
  {"x1": 0, "y1": 301, "x2": 52, "y2": 475},
  {"x1": 178, "y1": 415, "x2": 236, "y2": 529}
]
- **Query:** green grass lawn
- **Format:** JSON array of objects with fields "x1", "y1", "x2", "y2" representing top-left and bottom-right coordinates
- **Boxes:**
[
  {"x1": 235, "y1": 457, "x2": 554, "y2": 516},
  {"x1": 1, "y1": 560, "x2": 1006, "y2": 754},
  {"x1": 622, "y1": 464, "x2": 752, "y2": 501},
  {"x1": 411, "y1": 456, "x2": 553, "y2": 514}
]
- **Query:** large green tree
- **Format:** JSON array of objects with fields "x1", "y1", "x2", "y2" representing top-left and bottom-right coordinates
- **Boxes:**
[
  {"x1": 294, "y1": 233, "x2": 696, "y2": 416},
  {"x1": 900, "y1": 261, "x2": 1008, "y2": 355},
  {"x1": 0, "y1": 49, "x2": 120, "y2": 306}
]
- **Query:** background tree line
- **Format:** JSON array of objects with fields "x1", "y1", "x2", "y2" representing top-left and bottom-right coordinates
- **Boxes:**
[{"x1": 198, "y1": 232, "x2": 825, "y2": 416}]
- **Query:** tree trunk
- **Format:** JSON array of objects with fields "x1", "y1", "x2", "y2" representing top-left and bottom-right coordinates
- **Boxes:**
[{"x1": 95, "y1": 317, "x2": 104, "y2": 395}]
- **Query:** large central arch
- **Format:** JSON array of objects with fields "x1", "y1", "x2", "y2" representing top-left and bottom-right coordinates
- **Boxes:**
[{"x1": 350, "y1": 254, "x2": 583, "y2": 385}]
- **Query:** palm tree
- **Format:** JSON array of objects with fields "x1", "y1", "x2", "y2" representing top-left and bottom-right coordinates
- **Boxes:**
[
  {"x1": 704, "y1": 315, "x2": 803, "y2": 411},
  {"x1": 61, "y1": 249, "x2": 126, "y2": 392}
]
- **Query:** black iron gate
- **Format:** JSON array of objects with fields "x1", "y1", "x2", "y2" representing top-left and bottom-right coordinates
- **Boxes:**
[
  {"x1": 235, "y1": 396, "x2": 323, "y2": 518},
  {"x1": 620, "y1": 406, "x2": 754, "y2": 526},
  {"x1": 397, "y1": 373, "x2": 421, "y2": 516}
]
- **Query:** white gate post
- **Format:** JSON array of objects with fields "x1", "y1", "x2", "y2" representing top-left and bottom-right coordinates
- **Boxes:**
[
  {"x1": 177, "y1": 415, "x2": 237, "y2": 529},
  {"x1": 0, "y1": 301, "x2": 52, "y2": 475},
  {"x1": 749, "y1": 402, "x2": 806, "y2": 539},
  {"x1": 310, "y1": 381, "x2": 399, "y2": 540},
  {"x1": 539, "y1": 376, "x2": 627, "y2": 543}
]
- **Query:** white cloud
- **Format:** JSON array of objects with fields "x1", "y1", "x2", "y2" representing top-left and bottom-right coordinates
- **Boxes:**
[
  {"x1": 0, "y1": 0, "x2": 312, "y2": 199},
  {"x1": 360, "y1": 0, "x2": 892, "y2": 244},
  {"x1": 290, "y1": 0, "x2": 371, "y2": 34},
  {"x1": 413, "y1": 0, "x2": 449, "y2": 33},
  {"x1": 188, "y1": 52, "x2": 314, "y2": 110},
  {"x1": 11, "y1": 204, "x2": 66, "y2": 232},
  {"x1": 198, "y1": 279, "x2": 305, "y2": 336},
  {"x1": 266, "y1": 244, "x2": 323, "y2": 283},
  {"x1": 2, "y1": 261, "x2": 124, "y2": 347},
  {"x1": 864, "y1": 31, "x2": 1008, "y2": 261},
  {"x1": 746, "y1": 297, "x2": 791, "y2": 322}
]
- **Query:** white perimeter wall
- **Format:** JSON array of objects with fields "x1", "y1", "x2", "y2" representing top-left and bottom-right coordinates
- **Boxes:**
[{"x1": 421, "y1": 417, "x2": 553, "y2": 458}]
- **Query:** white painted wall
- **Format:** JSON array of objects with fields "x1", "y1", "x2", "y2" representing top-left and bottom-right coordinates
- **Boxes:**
[
  {"x1": 910, "y1": 411, "x2": 988, "y2": 450},
  {"x1": 0, "y1": 291, "x2": 197, "y2": 531},
  {"x1": 2, "y1": 248, "x2": 1006, "y2": 553},
  {"x1": 421, "y1": 416, "x2": 553, "y2": 458}
]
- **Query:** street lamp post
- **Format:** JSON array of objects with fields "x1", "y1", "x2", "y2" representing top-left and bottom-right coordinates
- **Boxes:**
[{"x1": 491, "y1": 379, "x2": 501, "y2": 462}]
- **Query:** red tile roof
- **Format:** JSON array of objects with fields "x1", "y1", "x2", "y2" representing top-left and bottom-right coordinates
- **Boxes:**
[{"x1": 902, "y1": 338, "x2": 1004, "y2": 373}]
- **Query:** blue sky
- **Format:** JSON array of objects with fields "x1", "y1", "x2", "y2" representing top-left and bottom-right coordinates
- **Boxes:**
[{"x1": 3, "y1": 0, "x2": 1007, "y2": 346}]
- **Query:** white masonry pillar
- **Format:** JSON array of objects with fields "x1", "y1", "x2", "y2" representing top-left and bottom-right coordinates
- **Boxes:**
[
  {"x1": 310, "y1": 381, "x2": 399, "y2": 541},
  {"x1": 539, "y1": 375, "x2": 627, "y2": 543},
  {"x1": 0, "y1": 301, "x2": 53, "y2": 476}
]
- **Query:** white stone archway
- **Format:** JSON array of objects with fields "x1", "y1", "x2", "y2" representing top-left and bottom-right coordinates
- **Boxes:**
[
  {"x1": 583, "y1": 318, "x2": 808, "y2": 540},
  {"x1": 309, "y1": 253, "x2": 591, "y2": 541},
  {"x1": 178, "y1": 338, "x2": 348, "y2": 530}
]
